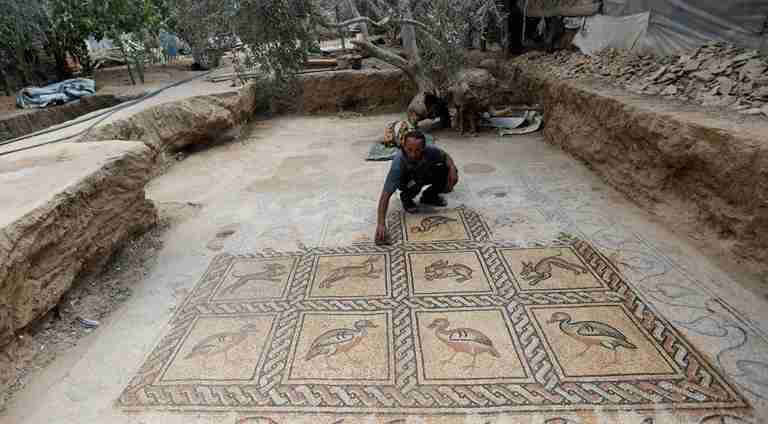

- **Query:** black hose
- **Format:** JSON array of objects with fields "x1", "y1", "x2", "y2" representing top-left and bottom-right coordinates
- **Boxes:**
[{"x1": 0, "y1": 68, "x2": 216, "y2": 157}]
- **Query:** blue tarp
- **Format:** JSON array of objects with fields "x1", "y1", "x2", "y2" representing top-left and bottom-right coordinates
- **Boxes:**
[{"x1": 16, "y1": 78, "x2": 97, "y2": 109}]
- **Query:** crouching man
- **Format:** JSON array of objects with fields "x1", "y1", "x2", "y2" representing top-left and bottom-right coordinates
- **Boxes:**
[{"x1": 374, "y1": 131, "x2": 459, "y2": 245}]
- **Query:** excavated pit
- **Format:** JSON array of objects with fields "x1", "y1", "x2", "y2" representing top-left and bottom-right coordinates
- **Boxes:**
[
  {"x1": 2, "y1": 62, "x2": 767, "y2": 418},
  {"x1": 504, "y1": 64, "x2": 768, "y2": 285}
]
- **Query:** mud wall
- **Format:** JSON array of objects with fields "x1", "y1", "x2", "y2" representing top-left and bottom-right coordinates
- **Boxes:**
[
  {"x1": 507, "y1": 65, "x2": 768, "y2": 264},
  {"x1": 287, "y1": 69, "x2": 416, "y2": 114}
]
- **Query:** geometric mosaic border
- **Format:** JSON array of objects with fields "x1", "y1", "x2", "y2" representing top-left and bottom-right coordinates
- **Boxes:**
[{"x1": 118, "y1": 208, "x2": 749, "y2": 414}]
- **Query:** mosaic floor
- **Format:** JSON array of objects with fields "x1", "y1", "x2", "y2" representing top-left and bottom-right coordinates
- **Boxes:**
[{"x1": 119, "y1": 207, "x2": 748, "y2": 418}]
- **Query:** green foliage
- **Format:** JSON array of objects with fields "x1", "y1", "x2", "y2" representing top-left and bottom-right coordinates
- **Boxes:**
[
  {"x1": 0, "y1": 0, "x2": 48, "y2": 86},
  {"x1": 0, "y1": 0, "x2": 172, "y2": 89},
  {"x1": 413, "y1": 0, "x2": 471, "y2": 90},
  {"x1": 167, "y1": 0, "x2": 233, "y2": 68},
  {"x1": 40, "y1": 0, "x2": 172, "y2": 80},
  {"x1": 234, "y1": 0, "x2": 316, "y2": 82}
]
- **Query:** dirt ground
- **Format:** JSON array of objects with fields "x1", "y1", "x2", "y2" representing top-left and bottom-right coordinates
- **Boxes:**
[{"x1": 0, "y1": 199, "x2": 202, "y2": 412}]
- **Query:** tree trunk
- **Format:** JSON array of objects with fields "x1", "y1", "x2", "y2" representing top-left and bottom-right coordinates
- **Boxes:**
[
  {"x1": 74, "y1": 39, "x2": 94, "y2": 77},
  {"x1": 347, "y1": 0, "x2": 368, "y2": 39},
  {"x1": 335, "y1": 5, "x2": 346, "y2": 49},
  {"x1": 342, "y1": 2, "x2": 448, "y2": 126},
  {"x1": 401, "y1": 16, "x2": 418, "y2": 58},
  {"x1": 0, "y1": 68, "x2": 11, "y2": 96},
  {"x1": 117, "y1": 40, "x2": 136, "y2": 85}
]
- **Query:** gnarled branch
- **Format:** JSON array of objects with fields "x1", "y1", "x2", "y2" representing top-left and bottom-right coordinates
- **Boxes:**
[
  {"x1": 332, "y1": 16, "x2": 442, "y2": 49},
  {"x1": 349, "y1": 38, "x2": 411, "y2": 71}
]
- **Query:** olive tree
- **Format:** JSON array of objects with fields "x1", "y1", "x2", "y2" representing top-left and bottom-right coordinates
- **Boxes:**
[
  {"x1": 233, "y1": 0, "x2": 317, "y2": 81},
  {"x1": 0, "y1": 0, "x2": 48, "y2": 93},
  {"x1": 168, "y1": 0, "x2": 234, "y2": 69},
  {"x1": 93, "y1": 0, "x2": 171, "y2": 84},
  {"x1": 324, "y1": 0, "x2": 506, "y2": 123},
  {"x1": 170, "y1": 0, "x2": 503, "y2": 120}
]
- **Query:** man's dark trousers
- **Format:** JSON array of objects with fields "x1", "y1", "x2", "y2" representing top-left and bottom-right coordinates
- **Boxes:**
[{"x1": 398, "y1": 162, "x2": 449, "y2": 203}]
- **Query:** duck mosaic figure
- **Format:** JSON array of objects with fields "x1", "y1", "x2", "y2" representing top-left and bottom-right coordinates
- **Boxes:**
[
  {"x1": 547, "y1": 312, "x2": 637, "y2": 364},
  {"x1": 428, "y1": 318, "x2": 499, "y2": 371},
  {"x1": 304, "y1": 320, "x2": 378, "y2": 371}
]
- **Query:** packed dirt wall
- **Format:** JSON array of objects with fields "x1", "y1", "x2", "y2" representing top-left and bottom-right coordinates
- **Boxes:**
[{"x1": 499, "y1": 53, "x2": 768, "y2": 279}]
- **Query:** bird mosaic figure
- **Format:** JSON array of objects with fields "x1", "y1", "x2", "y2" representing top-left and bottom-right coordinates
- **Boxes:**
[
  {"x1": 427, "y1": 318, "x2": 500, "y2": 371},
  {"x1": 410, "y1": 216, "x2": 458, "y2": 234},
  {"x1": 304, "y1": 320, "x2": 378, "y2": 371},
  {"x1": 547, "y1": 312, "x2": 637, "y2": 364},
  {"x1": 184, "y1": 323, "x2": 260, "y2": 363}
]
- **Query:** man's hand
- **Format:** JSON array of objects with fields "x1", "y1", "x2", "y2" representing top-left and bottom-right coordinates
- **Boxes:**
[
  {"x1": 447, "y1": 166, "x2": 459, "y2": 192},
  {"x1": 375, "y1": 223, "x2": 388, "y2": 245}
]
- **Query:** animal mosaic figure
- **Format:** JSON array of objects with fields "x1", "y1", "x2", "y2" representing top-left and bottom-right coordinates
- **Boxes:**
[
  {"x1": 424, "y1": 259, "x2": 474, "y2": 283},
  {"x1": 220, "y1": 263, "x2": 287, "y2": 296},
  {"x1": 184, "y1": 323, "x2": 260, "y2": 363},
  {"x1": 318, "y1": 256, "x2": 381, "y2": 289},
  {"x1": 410, "y1": 215, "x2": 458, "y2": 234},
  {"x1": 236, "y1": 417, "x2": 279, "y2": 424},
  {"x1": 520, "y1": 251, "x2": 588, "y2": 286},
  {"x1": 428, "y1": 318, "x2": 500, "y2": 371},
  {"x1": 304, "y1": 320, "x2": 378, "y2": 371},
  {"x1": 547, "y1": 312, "x2": 637, "y2": 364}
]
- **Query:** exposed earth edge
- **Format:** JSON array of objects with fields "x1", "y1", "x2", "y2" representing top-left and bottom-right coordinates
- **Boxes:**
[{"x1": 506, "y1": 64, "x2": 768, "y2": 289}]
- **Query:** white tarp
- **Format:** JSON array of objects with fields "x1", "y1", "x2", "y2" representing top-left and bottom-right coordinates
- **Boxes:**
[
  {"x1": 572, "y1": 12, "x2": 650, "y2": 56},
  {"x1": 602, "y1": 0, "x2": 768, "y2": 55}
]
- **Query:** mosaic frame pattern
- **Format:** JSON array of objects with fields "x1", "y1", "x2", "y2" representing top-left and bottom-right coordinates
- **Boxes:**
[{"x1": 119, "y1": 207, "x2": 749, "y2": 415}]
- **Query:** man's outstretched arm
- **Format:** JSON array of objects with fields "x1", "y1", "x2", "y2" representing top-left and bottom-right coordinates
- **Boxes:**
[{"x1": 375, "y1": 190, "x2": 393, "y2": 244}]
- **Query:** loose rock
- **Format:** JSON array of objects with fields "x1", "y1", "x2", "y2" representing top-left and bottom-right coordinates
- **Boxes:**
[{"x1": 509, "y1": 41, "x2": 768, "y2": 119}]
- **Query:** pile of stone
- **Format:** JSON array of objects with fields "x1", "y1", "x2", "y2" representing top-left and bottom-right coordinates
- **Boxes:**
[{"x1": 512, "y1": 42, "x2": 768, "y2": 118}]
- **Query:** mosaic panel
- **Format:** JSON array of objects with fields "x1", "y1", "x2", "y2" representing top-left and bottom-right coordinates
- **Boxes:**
[{"x1": 120, "y1": 208, "x2": 748, "y2": 417}]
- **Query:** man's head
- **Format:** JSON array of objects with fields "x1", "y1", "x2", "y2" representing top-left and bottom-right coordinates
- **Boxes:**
[{"x1": 401, "y1": 131, "x2": 427, "y2": 161}]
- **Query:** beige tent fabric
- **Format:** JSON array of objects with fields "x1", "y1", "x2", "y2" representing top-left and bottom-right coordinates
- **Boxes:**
[{"x1": 603, "y1": 0, "x2": 768, "y2": 55}]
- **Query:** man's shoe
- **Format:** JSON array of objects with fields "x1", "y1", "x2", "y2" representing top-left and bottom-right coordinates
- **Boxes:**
[
  {"x1": 420, "y1": 194, "x2": 447, "y2": 207},
  {"x1": 402, "y1": 197, "x2": 418, "y2": 213}
]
